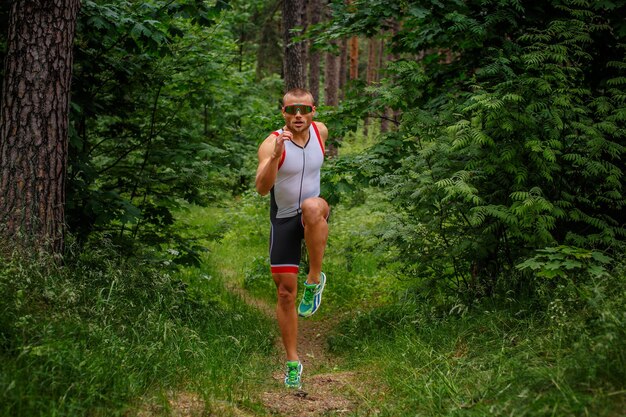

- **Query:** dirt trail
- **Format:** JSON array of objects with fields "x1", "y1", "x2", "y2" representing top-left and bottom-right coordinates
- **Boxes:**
[
  {"x1": 137, "y1": 284, "x2": 379, "y2": 417},
  {"x1": 228, "y1": 284, "x2": 379, "y2": 417}
]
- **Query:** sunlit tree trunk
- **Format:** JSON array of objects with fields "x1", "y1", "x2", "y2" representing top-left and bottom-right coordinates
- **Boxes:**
[
  {"x1": 282, "y1": 0, "x2": 306, "y2": 90},
  {"x1": 0, "y1": 0, "x2": 80, "y2": 255}
]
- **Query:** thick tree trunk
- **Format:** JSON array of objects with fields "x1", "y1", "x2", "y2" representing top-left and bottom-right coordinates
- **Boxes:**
[
  {"x1": 307, "y1": 0, "x2": 321, "y2": 103},
  {"x1": 0, "y1": 0, "x2": 80, "y2": 254},
  {"x1": 282, "y1": 0, "x2": 306, "y2": 90}
]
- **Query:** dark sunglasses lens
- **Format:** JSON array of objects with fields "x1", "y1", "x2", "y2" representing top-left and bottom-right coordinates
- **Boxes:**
[{"x1": 285, "y1": 105, "x2": 312, "y2": 115}]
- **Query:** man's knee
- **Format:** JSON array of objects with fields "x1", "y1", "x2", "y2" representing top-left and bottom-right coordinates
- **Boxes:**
[
  {"x1": 301, "y1": 197, "x2": 329, "y2": 223},
  {"x1": 273, "y1": 274, "x2": 297, "y2": 306}
]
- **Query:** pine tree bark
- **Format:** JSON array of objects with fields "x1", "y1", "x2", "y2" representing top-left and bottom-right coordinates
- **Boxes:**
[
  {"x1": 282, "y1": 0, "x2": 306, "y2": 90},
  {"x1": 0, "y1": 0, "x2": 80, "y2": 254}
]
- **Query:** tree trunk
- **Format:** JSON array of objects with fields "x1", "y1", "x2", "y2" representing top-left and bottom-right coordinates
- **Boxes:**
[
  {"x1": 0, "y1": 0, "x2": 80, "y2": 255},
  {"x1": 364, "y1": 37, "x2": 380, "y2": 135},
  {"x1": 282, "y1": 0, "x2": 306, "y2": 91},
  {"x1": 308, "y1": 0, "x2": 321, "y2": 104},
  {"x1": 382, "y1": 21, "x2": 401, "y2": 133},
  {"x1": 380, "y1": 37, "x2": 391, "y2": 133},
  {"x1": 366, "y1": 37, "x2": 379, "y2": 85},
  {"x1": 338, "y1": 38, "x2": 348, "y2": 99},
  {"x1": 324, "y1": 44, "x2": 339, "y2": 106},
  {"x1": 349, "y1": 36, "x2": 359, "y2": 80}
]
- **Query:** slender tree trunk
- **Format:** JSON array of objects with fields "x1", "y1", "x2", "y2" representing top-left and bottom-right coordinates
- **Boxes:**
[
  {"x1": 364, "y1": 37, "x2": 379, "y2": 135},
  {"x1": 0, "y1": 0, "x2": 80, "y2": 255},
  {"x1": 366, "y1": 37, "x2": 379, "y2": 85},
  {"x1": 307, "y1": 0, "x2": 320, "y2": 102},
  {"x1": 380, "y1": 37, "x2": 391, "y2": 133},
  {"x1": 282, "y1": 0, "x2": 306, "y2": 90},
  {"x1": 338, "y1": 38, "x2": 348, "y2": 99},
  {"x1": 349, "y1": 36, "x2": 359, "y2": 80},
  {"x1": 308, "y1": 0, "x2": 321, "y2": 103},
  {"x1": 324, "y1": 44, "x2": 339, "y2": 106},
  {"x1": 381, "y1": 21, "x2": 401, "y2": 133}
]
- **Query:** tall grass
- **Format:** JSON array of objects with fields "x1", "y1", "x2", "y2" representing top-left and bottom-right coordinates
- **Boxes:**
[{"x1": 0, "y1": 239, "x2": 275, "y2": 416}]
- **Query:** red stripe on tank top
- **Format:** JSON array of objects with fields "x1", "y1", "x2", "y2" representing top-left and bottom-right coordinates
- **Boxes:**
[
  {"x1": 312, "y1": 122, "x2": 324, "y2": 156},
  {"x1": 278, "y1": 149, "x2": 286, "y2": 169}
]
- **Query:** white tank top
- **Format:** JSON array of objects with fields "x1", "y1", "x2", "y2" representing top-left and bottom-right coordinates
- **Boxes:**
[{"x1": 270, "y1": 123, "x2": 325, "y2": 219}]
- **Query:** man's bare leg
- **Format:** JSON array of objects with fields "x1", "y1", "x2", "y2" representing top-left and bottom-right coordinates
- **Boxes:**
[
  {"x1": 301, "y1": 197, "x2": 330, "y2": 285},
  {"x1": 272, "y1": 273, "x2": 299, "y2": 360}
]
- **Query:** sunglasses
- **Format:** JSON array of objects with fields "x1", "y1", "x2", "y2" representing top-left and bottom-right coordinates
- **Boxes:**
[{"x1": 283, "y1": 104, "x2": 314, "y2": 115}]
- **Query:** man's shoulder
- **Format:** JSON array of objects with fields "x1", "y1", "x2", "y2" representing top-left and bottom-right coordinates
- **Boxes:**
[{"x1": 312, "y1": 121, "x2": 328, "y2": 140}]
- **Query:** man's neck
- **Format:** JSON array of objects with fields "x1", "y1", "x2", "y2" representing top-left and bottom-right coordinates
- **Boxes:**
[{"x1": 291, "y1": 129, "x2": 310, "y2": 146}]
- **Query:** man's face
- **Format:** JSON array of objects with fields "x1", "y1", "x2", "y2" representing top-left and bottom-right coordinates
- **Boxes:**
[{"x1": 282, "y1": 94, "x2": 315, "y2": 134}]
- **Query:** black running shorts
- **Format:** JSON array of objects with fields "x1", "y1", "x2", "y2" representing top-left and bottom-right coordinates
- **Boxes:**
[{"x1": 269, "y1": 213, "x2": 304, "y2": 275}]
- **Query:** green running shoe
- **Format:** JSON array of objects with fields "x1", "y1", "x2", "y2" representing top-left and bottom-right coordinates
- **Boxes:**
[
  {"x1": 284, "y1": 360, "x2": 303, "y2": 389},
  {"x1": 298, "y1": 272, "x2": 326, "y2": 318}
]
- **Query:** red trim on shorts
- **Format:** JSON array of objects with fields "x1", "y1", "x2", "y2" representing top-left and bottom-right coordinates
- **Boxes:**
[
  {"x1": 271, "y1": 265, "x2": 299, "y2": 274},
  {"x1": 312, "y1": 122, "x2": 324, "y2": 156}
]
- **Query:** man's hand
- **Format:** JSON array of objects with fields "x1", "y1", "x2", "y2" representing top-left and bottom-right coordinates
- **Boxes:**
[
  {"x1": 256, "y1": 126, "x2": 291, "y2": 195},
  {"x1": 273, "y1": 126, "x2": 292, "y2": 159}
]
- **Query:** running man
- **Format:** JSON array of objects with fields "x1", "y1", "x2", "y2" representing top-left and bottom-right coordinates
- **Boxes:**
[{"x1": 255, "y1": 88, "x2": 330, "y2": 389}]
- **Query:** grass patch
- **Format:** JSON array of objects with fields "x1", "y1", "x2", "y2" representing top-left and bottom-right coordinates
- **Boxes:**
[
  {"x1": 0, "y1": 241, "x2": 275, "y2": 416},
  {"x1": 328, "y1": 283, "x2": 626, "y2": 416}
]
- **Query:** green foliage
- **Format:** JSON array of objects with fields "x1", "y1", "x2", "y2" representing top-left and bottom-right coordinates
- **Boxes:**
[
  {"x1": 243, "y1": 255, "x2": 275, "y2": 300},
  {"x1": 516, "y1": 245, "x2": 612, "y2": 280},
  {"x1": 0, "y1": 243, "x2": 274, "y2": 416},
  {"x1": 322, "y1": 0, "x2": 626, "y2": 298},
  {"x1": 67, "y1": 0, "x2": 283, "y2": 254}
]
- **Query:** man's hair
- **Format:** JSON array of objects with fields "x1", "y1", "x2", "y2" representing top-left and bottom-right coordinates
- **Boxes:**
[{"x1": 283, "y1": 87, "x2": 314, "y2": 105}]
